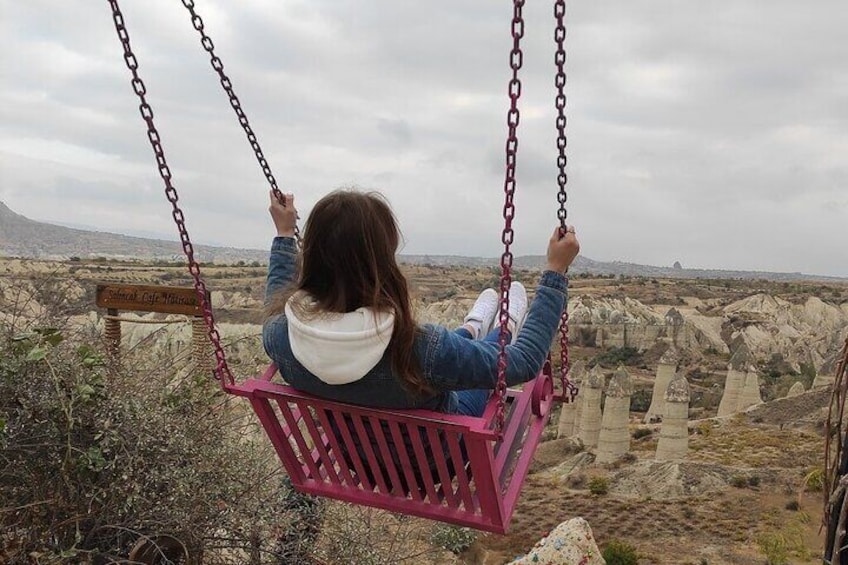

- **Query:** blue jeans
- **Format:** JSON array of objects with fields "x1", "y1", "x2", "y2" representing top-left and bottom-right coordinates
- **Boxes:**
[{"x1": 452, "y1": 327, "x2": 509, "y2": 417}]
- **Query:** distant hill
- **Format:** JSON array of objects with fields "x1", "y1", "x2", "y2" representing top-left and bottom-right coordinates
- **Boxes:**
[
  {"x1": 1, "y1": 201, "x2": 844, "y2": 281},
  {"x1": 0, "y1": 201, "x2": 267, "y2": 264},
  {"x1": 400, "y1": 254, "x2": 847, "y2": 282}
]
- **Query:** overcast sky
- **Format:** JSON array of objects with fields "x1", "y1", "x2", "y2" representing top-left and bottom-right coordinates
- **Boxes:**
[{"x1": 1, "y1": 1, "x2": 846, "y2": 276}]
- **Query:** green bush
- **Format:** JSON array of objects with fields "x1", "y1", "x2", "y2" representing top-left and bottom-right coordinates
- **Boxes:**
[
  {"x1": 730, "y1": 475, "x2": 749, "y2": 488},
  {"x1": 592, "y1": 346, "x2": 643, "y2": 368},
  {"x1": 431, "y1": 525, "x2": 477, "y2": 554},
  {"x1": 632, "y1": 428, "x2": 653, "y2": 440},
  {"x1": 629, "y1": 389, "x2": 651, "y2": 412},
  {"x1": 0, "y1": 323, "x2": 307, "y2": 563},
  {"x1": 588, "y1": 476, "x2": 610, "y2": 495},
  {"x1": 602, "y1": 539, "x2": 639, "y2": 565}
]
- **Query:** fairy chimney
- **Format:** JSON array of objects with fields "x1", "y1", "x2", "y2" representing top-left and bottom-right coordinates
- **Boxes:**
[
  {"x1": 644, "y1": 346, "x2": 679, "y2": 423},
  {"x1": 786, "y1": 382, "x2": 805, "y2": 398},
  {"x1": 578, "y1": 365, "x2": 605, "y2": 448},
  {"x1": 665, "y1": 308, "x2": 685, "y2": 346},
  {"x1": 655, "y1": 374, "x2": 690, "y2": 462},
  {"x1": 596, "y1": 365, "x2": 633, "y2": 464},
  {"x1": 717, "y1": 343, "x2": 750, "y2": 417},
  {"x1": 573, "y1": 371, "x2": 585, "y2": 438},
  {"x1": 557, "y1": 361, "x2": 585, "y2": 439},
  {"x1": 737, "y1": 365, "x2": 763, "y2": 411}
]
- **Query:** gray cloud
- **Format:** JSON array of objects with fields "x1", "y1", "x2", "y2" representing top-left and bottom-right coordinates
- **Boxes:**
[{"x1": 1, "y1": 0, "x2": 846, "y2": 276}]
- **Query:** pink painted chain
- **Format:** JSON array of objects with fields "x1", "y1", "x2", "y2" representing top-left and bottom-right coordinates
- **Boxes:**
[
  {"x1": 495, "y1": 0, "x2": 527, "y2": 434},
  {"x1": 554, "y1": 0, "x2": 577, "y2": 402},
  {"x1": 179, "y1": 0, "x2": 299, "y2": 241},
  {"x1": 106, "y1": 0, "x2": 233, "y2": 385}
]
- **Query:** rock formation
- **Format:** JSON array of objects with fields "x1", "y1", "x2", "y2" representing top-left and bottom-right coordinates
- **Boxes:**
[
  {"x1": 573, "y1": 373, "x2": 585, "y2": 438},
  {"x1": 507, "y1": 517, "x2": 604, "y2": 565},
  {"x1": 578, "y1": 365, "x2": 604, "y2": 448},
  {"x1": 566, "y1": 292, "x2": 848, "y2": 369},
  {"x1": 644, "y1": 346, "x2": 678, "y2": 423},
  {"x1": 655, "y1": 375, "x2": 690, "y2": 462},
  {"x1": 737, "y1": 366, "x2": 763, "y2": 411},
  {"x1": 717, "y1": 343, "x2": 750, "y2": 417},
  {"x1": 566, "y1": 295, "x2": 729, "y2": 353},
  {"x1": 724, "y1": 294, "x2": 848, "y2": 370},
  {"x1": 557, "y1": 361, "x2": 584, "y2": 439},
  {"x1": 665, "y1": 308, "x2": 685, "y2": 346},
  {"x1": 786, "y1": 382, "x2": 805, "y2": 397},
  {"x1": 813, "y1": 373, "x2": 837, "y2": 390},
  {"x1": 596, "y1": 365, "x2": 633, "y2": 464},
  {"x1": 813, "y1": 353, "x2": 838, "y2": 389}
]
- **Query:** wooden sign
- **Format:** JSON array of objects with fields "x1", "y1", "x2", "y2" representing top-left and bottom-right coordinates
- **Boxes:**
[{"x1": 95, "y1": 283, "x2": 210, "y2": 316}]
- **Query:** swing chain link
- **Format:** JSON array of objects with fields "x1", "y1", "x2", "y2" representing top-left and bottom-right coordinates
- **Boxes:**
[
  {"x1": 106, "y1": 0, "x2": 234, "y2": 385},
  {"x1": 180, "y1": 0, "x2": 300, "y2": 242},
  {"x1": 495, "y1": 0, "x2": 527, "y2": 435},
  {"x1": 554, "y1": 0, "x2": 577, "y2": 403}
]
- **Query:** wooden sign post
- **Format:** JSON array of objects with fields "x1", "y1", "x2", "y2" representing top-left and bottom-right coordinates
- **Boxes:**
[{"x1": 95, "y1": 283, "x2": 212, "y2": 371}]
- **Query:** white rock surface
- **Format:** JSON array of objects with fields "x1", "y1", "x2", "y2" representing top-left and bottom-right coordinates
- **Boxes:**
[
  {"x1": 645, "y1": 346, "x2": 678, "y2": 423},
  {"x1": 507, "y1": 517, "x2": 605, "y2": 565}
]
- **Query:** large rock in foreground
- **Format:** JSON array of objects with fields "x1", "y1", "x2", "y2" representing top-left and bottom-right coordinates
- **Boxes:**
[{"x1": 507, "y1": 517, "x2": 605, "y2": 565}]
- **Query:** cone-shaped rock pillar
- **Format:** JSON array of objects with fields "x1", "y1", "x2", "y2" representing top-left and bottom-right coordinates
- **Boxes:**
[
  {"x1": 786, "y1": 381, "x2": 805, "y2": 398},
  {"x1": 644, "y1": 346, "x2": 678, "y2": 423},
  {"x1": 655, "y1": 374, "x2": 690, "y2": 461},
  {"x1": 557, "y1": 361, "x2": 585, "y2": 439},
  {"x1": 578, "y1": 365, "x2": 605, "y2": 448},
  {"x1": 737, "y1": 366, "x2": 763, "y2": 411},
  {"x1": 596, "y1": 365, "x2": 633, "y2": 464},
  {"x1": 717, "y1": 343, "x2": 750, "y2": 417}
]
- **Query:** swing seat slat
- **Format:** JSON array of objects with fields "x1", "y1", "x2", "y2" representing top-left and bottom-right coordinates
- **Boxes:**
[{"x1": 228, "y1": 363, "x2": 554, "y2": 534}]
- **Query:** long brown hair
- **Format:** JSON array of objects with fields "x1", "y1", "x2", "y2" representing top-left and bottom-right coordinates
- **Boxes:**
[{"x1": 266, "y1": 190, "x2": 429, "y2": 396}]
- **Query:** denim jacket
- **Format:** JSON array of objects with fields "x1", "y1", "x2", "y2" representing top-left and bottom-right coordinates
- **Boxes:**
[{"x1": 262, "y1": 237, "x2": 568, "y2": 415}]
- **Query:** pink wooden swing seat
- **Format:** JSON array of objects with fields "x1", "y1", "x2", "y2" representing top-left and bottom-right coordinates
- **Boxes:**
[{"x1": 228, "y1": 362, "x2": 555, "y2": 534}]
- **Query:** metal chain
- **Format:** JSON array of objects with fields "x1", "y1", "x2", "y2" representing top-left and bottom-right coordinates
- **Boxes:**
[
  {"x1": 554, "y1": 0, "x2": 577, "y2": 403},
  {"x1": 495, "y1": 0, "x2": 527, "y2": 435},
  {"x1": 106, "y1": 0, "x2": 233, "y2": 386},
  {"x1": 180, "y1": 0, "x2": 299, "y2": 241}
]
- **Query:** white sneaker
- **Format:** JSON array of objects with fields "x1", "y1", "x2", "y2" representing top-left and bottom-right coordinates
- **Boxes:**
[
  {"x1": 507, "y1": 281, "x2": 528, "y2": 343},
  {"x1": 463, "y1": 288, "x2": 499, "y2": 339}
]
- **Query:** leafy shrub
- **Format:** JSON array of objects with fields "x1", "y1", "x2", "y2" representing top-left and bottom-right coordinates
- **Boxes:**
[
  {"x1": 730, "y1": 475, "x2": 749, "y2": 488},
  {"x1": 760, "y1": 353, "x2": 796, "y2": 384},
  {"x1": 619, "y1": 452, "x2": 638, "y2": 464},
  {"x1": 431, "y1": 525, "x2": 477, "y2": 554},
  {"x1": 602, "y1": 539, "x2": 639, "y2": 565},
  {"x1": 0, "y1": 323, "x2": 306, "y2": 563},
  {"x1": 589, "y1": 476, "x2": 610, "y2": 495},
  {"x1": 632, "y1": 428, "x2": 653, "y2": 440},
  {"x1": 592, "y1": 346, "x2": 643, "y2": 368},
  {"x1": 629, "y1": 389, "x2": 651, "y2": 412}
]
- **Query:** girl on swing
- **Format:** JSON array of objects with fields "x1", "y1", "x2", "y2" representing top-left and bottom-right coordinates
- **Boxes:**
[{"x1": 263, "y1": 189, "x2": 579, "y2": 417}]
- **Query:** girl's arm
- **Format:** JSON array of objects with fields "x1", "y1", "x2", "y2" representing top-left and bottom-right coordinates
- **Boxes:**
[{"x1": 264, "y1": 191, "x2": 299, "y2": 306}]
